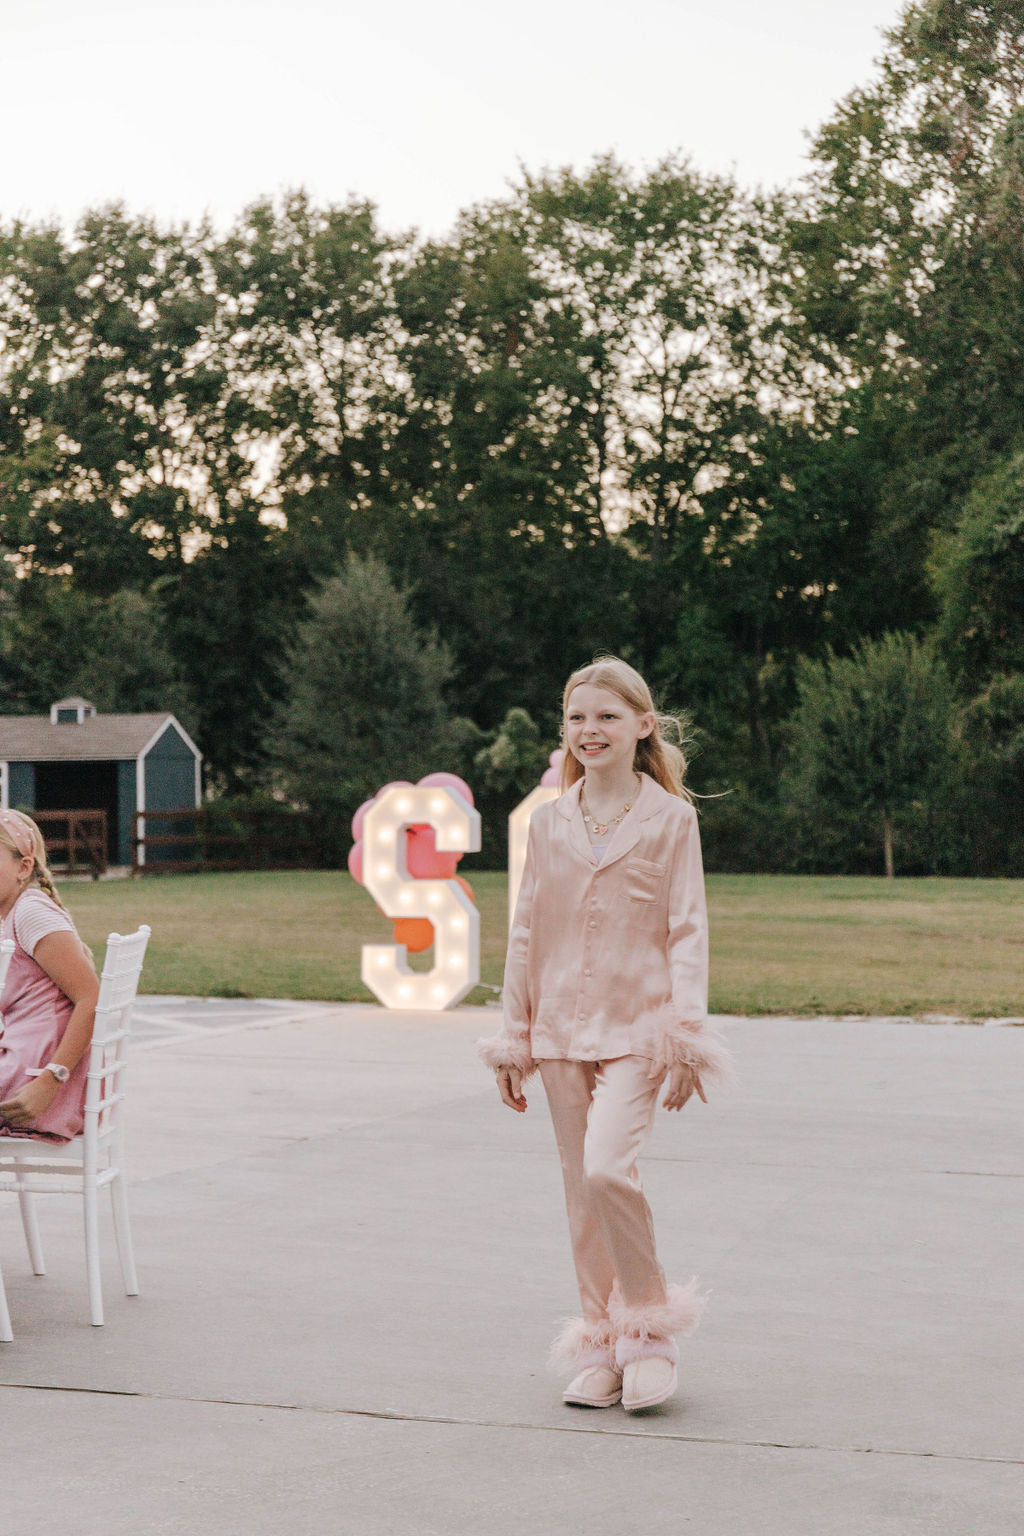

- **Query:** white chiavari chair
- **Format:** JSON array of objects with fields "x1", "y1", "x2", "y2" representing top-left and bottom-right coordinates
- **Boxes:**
[{"x1": 0, "y1": 926, "x2": 150, "y2": 1332}]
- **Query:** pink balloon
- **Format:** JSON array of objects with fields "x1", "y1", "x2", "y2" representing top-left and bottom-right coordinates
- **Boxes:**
[
  {"x1": 417, "y1": 771, "x2": 474, "y2": 807},
  {"x1": 347, "y1": 841, "x2": 364, "y2": 884},
  {"x1": 548, "y1": 748, "x2": 565, "y2": 768},
  {"x1": 354, "y1": 781, "x2": 416, "y2": 841},
  {"x1": 406, "y1": 825, "x2": 459, "y2": 879},
  {"x1": 540, "y1": 766, "x2": 561, "y2": 786},
  {"x1": 351, "y1": 796, "x2": 378, "y2": 841}
]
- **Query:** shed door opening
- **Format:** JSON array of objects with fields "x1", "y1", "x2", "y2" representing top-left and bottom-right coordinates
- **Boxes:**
[{"x1": 33, "y1": 761, "x2": 121, "y2": 862}]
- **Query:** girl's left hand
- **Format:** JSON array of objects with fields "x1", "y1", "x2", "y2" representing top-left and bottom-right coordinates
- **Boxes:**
[
  {"x1": 0, "y1": 1072, "x2": 60, "y2": 1129},
  {"x1": 661, "y1": 1063, "x2": 707, "y2": 1112}
]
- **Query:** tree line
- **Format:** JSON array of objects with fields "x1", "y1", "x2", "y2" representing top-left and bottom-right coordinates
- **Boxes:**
[{"x1": 2, "y1": 0, "x2": 1022, "y2": 875}]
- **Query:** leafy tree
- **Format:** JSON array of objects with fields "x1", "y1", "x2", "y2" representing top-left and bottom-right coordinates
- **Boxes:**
[
  {"x1": 473, "y1": 707, "x2": 550, "y2": 794},
  {"x1": 785, "y1": 633, "x2": 954, "y2": 877},
  {"x1": 0, "y1": 583, "x2": 103, "y2": 713},
  {"x1": 386, "y1": 190, "x2": 634, "y2": 727},
  {"x1": 0, "y1": 584, "x2": 193, "y2": 721},
  {"x1": 932, "y1": 448, "x2": 1024, "y2": 685},
  {"x1": 790, "y1": 1, "x2": 1024, "y2": 622},
  {"x1": 953, "y1": 672, "x2": 1024, "y2": 874},
  {"x1": 523, "y1": 158, "x2": 824, "y2": 564},
  {"x1": 462, "y1": 706, "x2": 554, "y2": 871},
  {"x1": 160, "y1": 507, "x2": 307, "y2": 791},
  {"x1": 0, "y1": 198, "x2": 404, "y2": 788},
  {"x1": 792, "y1": 0, "x2": 1024, "y2": 377},
  {"x1": 522, "y1": 159, "x2": 883, "y2": 779},
  {"x1": 0, "y1": 208, "x2": 230, "y2": 586},
  {"x1": 385, "y1": 157, "x2": 845, "y2": 751},
  {"x1": 72, "y1": 590, "x2": 195, "y2": 722},
  {"x1": 651, "y1": 403, "x2": 893, "y2": 787},
  {"x1": 211, "y1": 191, "x2": 405, "y2": 568},
  {"x1": 271, "y1": 555, "x2": 456, "y2": 851}
]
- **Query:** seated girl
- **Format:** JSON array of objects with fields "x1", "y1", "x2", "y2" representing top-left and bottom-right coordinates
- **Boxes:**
[{"x1": 0, "y1": 810, "x2": 99, "y2": 1141}]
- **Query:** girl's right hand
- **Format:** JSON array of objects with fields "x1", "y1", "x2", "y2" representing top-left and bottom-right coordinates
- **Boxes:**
[
  {"x1": 495, "y1": 1067, "x2": 527, "y2": 1113},
  {"x1": 0, "y1": 1071, "x2": 59, "y2": 1128}
]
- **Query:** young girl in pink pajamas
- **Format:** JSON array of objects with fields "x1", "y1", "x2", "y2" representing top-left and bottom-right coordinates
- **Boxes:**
[
  {"x1": 481, "y1": 657, "x2": 730, "y2": 1412},
  {"x1": 0, "y1": 810, "x2": 99, "y2": 1142}
]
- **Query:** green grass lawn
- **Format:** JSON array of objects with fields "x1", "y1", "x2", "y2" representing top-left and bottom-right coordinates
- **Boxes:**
[
  {"x1": 59, "y1": 870, "x2": 1024, "y2": 1018},
  {"x1": 707, "y1": 874, "x2": 1022, "y2": 1017}
]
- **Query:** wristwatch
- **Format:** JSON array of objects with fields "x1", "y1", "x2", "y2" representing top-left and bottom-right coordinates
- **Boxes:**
[{"x1": 26, "y1": 1062, "x2": 71, "y2": 1084}]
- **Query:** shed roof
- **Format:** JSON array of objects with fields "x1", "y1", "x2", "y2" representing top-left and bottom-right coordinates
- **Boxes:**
[{"x1": 0, "y1": 713, "x2": 199, "y2": 763}]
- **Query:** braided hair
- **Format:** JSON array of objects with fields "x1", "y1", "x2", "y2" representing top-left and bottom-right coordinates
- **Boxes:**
[{"x1": 0, "y1": 811, "x2": 69, "y2": 911}]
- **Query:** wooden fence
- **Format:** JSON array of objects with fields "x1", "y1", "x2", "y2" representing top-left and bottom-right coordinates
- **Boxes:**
[
  {"x1": 132, "y1": 806, "x2": 319, "y2": 874},
  {"x1": 33, "y1": 808, "x2": 109, "y2": 878}
]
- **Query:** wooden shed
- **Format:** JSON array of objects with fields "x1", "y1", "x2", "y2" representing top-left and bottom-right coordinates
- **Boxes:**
[{"x1": 0, "y1": 698, "x2": 202, "y2": 867}]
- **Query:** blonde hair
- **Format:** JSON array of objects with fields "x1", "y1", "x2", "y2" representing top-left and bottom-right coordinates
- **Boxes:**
[
  {"x1": 560, "y1": 656, "x2": 693, "y2": 800},
  {"x1": 0, "y1": 811, "x2": 69, "y2": 910}
]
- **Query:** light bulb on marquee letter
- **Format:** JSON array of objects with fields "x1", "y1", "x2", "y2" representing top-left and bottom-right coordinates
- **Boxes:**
[
  {"x1": 361, "y1": 786, "x2": 482, "y2": 1010},
  {"x1": 507, "y1": 785, "x2": 560, "y2": 933}
]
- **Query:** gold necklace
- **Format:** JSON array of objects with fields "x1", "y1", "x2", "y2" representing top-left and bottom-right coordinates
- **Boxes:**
[{"x1": 581, "y1": 775, "x2": 640, "y2": 836}]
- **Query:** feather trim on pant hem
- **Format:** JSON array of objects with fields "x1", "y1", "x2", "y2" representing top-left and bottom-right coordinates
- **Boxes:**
[
  {"x1": 615, "y1": 1334, "x2": 680, "y2": 1368},
  {"x1": 573, "y1": 1346, "x2": 617, "y2": 1373},
  {"x1": 609, "y1": 1279, "x2": 707, "y2": 1342},
  {"x1": 548, "y1": 1316, "x2": 615, "y2": 1374}
]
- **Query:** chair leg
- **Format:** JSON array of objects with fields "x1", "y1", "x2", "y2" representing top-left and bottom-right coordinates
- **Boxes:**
[
  {"x1": 83, "y1": 1181, "x2": 104, "y2": 1326},
  {"x1": 0, "y1": 1260, "x2": 12, "y2": 1342},
  {"x1": 109, "y1": 1174, "x2": 139, "y2": 1297},
  {"x1": 18, "y1": 1190, "x2": 46, "y2": 1276}
]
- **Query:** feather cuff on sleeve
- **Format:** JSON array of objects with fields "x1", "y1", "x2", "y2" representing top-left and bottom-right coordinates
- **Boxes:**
[
  {"x1": 653, "y1": 1020, "x2": 734, "y2": 1086},
  {"x1": 477, "y1": 1032, "x2": 537, "y2": 1079}
]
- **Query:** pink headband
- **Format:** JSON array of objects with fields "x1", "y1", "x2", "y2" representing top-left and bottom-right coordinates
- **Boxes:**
[{"x1": 0, "y1": 810, "x2": 36, "y2": 860}]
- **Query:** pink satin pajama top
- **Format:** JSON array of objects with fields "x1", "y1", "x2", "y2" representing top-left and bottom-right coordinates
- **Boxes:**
[{"x1": 493, "y1": 774, "x2": 723, "y2": 1077}]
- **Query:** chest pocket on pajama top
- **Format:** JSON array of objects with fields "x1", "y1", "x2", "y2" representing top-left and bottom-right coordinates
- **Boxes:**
[{"x1": 626, "y1": 858, "x2": 667, "y2": 915}]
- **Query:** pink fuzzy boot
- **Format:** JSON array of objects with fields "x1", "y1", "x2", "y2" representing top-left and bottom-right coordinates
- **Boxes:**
[
  {"x1": 550, "y1": 1317, "x2": 622, "y2": 1408},
  {"x1": 610, "y1": 1281, "x2": 706, "y2": 1412}
]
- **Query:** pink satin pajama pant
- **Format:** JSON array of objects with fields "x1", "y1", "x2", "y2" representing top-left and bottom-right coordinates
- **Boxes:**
[{"x1": 539, "y1": 1056, "x2": 668, "y2": 1325}]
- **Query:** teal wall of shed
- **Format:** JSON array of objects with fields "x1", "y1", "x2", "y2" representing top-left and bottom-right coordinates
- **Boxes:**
[
  {"x1": 144, "y1": 723, "x2": 199, "y2": 812},
  {"x1": 143, "y1": 723, "x2": 200, "y2": 866}
]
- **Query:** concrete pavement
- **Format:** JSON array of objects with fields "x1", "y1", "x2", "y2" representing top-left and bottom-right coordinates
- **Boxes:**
[{"x1": 1, "y1": 999, "x2": 1021, "y2": 1534}]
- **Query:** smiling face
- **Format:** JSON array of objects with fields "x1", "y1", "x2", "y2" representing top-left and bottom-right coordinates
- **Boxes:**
[{"x1": 565, "y1": 683, "x2": 655, "y2": 779}]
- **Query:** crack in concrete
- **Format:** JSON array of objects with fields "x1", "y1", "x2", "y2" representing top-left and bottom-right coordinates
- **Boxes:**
[
  {"x1": 2, "y1": 1381, "x2": 1021, "y2": 1466},
  {"x1": 639, "y1": 1156, "x2": 1024, "y2": 1178}
]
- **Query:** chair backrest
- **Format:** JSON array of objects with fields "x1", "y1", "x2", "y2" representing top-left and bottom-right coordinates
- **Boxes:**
[
  {"x1": 0, "y1": 936, "x2": 14, "y2": 996},
  {"x1": 94, "y1": 926, "x2": 152, "y2": 1041},
  {"x1": 85, "y1": 926, "x2": 151, "y2": 1146}
]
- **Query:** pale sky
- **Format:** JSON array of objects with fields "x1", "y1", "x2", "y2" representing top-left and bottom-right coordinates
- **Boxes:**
[{"x1": 3, "y1": 0, "x2": 907, "y2": 237}]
